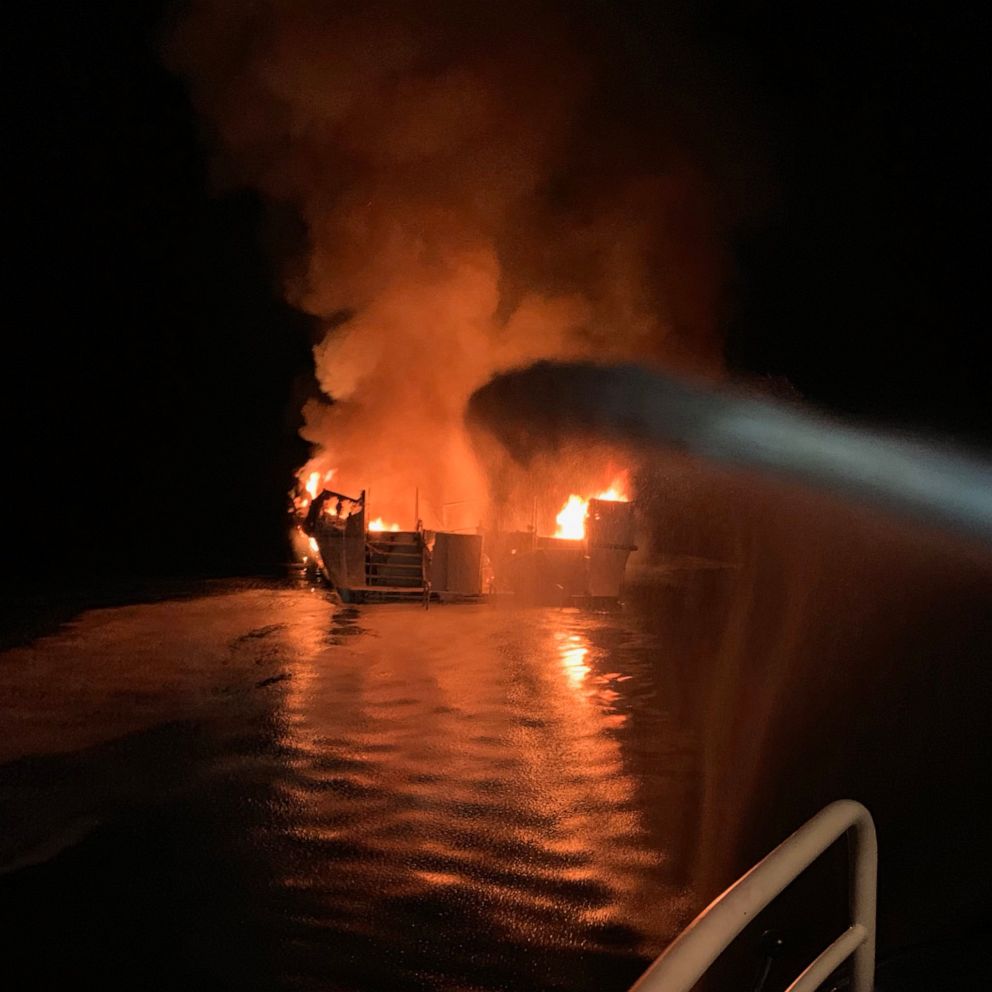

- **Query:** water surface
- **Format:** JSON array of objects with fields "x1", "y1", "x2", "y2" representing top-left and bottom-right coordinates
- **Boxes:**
[{"x1": 1, "y1": 585, "x2": 694, "y2": 991}]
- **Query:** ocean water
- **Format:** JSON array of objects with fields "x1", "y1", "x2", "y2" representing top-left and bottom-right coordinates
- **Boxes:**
[{"x1": 0, "y1": 585, "x2": 696, "y2": 991}]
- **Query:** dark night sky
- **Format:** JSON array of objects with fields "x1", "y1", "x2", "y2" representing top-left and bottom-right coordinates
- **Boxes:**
[{"x1": 4, "y1": 1, "x2": 989, "y2": 593}]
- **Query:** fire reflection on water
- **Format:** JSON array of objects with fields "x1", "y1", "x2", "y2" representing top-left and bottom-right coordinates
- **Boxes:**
[
  {"x1": 559, "y1": 634, "x2": 591, "y2": 687},
  {"x1": 264, "y1": 605, "x2": 688, "y2": 988}
]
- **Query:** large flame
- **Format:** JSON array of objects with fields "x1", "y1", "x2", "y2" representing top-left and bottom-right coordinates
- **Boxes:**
[
  {"x1": 555, "y1": 495, "x2": 590, "y2": 541},
  {"x1": 553, "y1": 473, "x2": 630, "y2": 540}
]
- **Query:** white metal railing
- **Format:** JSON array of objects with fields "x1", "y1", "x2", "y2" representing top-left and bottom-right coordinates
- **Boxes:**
[{"x1": 628, "y1": 800, "x2": 877, "y2": 992}]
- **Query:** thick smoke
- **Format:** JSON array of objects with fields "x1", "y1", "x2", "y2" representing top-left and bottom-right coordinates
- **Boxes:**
[{"x1": 167, "y1": 0, "x2": 760, "y2": 529}]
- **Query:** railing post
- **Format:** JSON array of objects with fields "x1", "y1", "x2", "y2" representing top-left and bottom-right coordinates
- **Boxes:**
[{"x1": 849, "y1": 806, "x2": 877, "y2": 992}]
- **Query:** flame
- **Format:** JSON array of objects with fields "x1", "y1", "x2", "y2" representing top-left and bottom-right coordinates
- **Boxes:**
[
  {"x1": 368, "y1": 517, "x2": 400, "y2": 532},
  {"x1": 555, "y1": 495, "x2": 589, "y2": 540},
  {"x1": 292, "y1": 467, "x2": 339, "y2": 517},
  {"x1": 594, "y1": 477, "x2": 629, "y2": 502},
  {"x1": 308, "y1": 537, "x2": 319, "y2": 553},
  {"x1": 553, "y1": 473, "x2": 630, "y2": 540}
]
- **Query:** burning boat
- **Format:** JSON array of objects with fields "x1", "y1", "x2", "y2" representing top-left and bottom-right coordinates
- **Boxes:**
[{"x1": 299, "y1": 482, "x2": 637, "y2": 606}]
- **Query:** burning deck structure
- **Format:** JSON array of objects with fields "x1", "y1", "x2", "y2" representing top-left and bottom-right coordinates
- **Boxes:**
[
  {"x1": 489, "y1": 496, "x2": 638, "y2": 605},
  {"x1": 300, "y1": 486, "x2": 637, "y2": 606},
  {"x1": 303, "y1": 489, "x2": 484, "y2": 604}
]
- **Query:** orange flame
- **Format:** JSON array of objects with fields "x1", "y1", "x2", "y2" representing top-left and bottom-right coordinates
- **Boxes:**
[
  {"x1": 368, "y1": 517, "x2": 400, "y2": 532},
  {"x1": 293, "y1": 467, "x2": 338, "y2": 516},
  {"x1": 555, "y1": 495, "x2": 589, "y2": 540},
  {"x1": 553, "y1": 473, "x2": 630, "y2": 540}
]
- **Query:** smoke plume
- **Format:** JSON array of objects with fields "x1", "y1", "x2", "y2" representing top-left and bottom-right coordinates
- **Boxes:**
[{"x1": 167, "y1": 0, "x2": 761, "y2": 530}]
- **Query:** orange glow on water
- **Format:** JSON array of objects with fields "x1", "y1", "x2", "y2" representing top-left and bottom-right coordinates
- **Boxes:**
[
  {"x1": 559, "y1": 635, "x2": 590, "y2": 686},
  {"x1": 269, "y1": 607, "x2": 676, "y2": 957}
]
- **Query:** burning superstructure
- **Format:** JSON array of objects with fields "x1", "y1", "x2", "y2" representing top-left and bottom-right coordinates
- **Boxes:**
[
  {"x1": 296, "y1": 475, "x2": 636, "y2": 606},
  {"x1": 489, "y1": 495, "x2": 637, "y2": 605}
]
